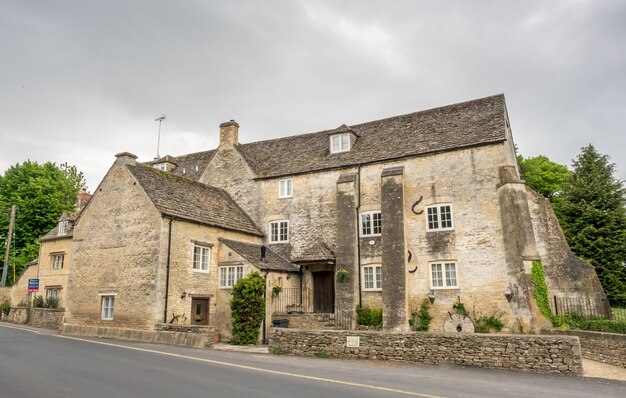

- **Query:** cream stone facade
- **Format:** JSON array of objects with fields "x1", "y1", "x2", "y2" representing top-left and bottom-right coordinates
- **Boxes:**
[{"x1": 63, "y1": 94, "x2": 606, "y2": 339}]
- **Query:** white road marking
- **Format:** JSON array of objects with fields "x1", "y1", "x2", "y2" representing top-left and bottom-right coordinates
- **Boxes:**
[
  {"x1": 0, "y1": 323, "x2": 45, "y2": 334},
  {"x1": 57, "y1": 334, "x2": 445, "y2": 398}
]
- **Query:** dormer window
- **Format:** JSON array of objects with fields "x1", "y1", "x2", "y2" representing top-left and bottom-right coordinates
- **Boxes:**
[
  {"x1": 154, "y1": 163, "x2": 167, "y2": 171},
  {"x1": 58, "y1": 221, "x2": 68, "y2": 236},
  {"x1": 330, "y1": 133, "x2": 351, "y2": 153}
]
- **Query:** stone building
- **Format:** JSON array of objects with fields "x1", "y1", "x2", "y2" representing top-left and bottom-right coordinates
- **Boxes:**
[
  {"x1": 6, "y1": 193, "x2": 90, "y2": 308},
  {"x1": 65, "y1": 153, "x2": 297, "y2": 339},
  {"x1": 66, "y1": 94, "x2": 606, "y2": 337}
]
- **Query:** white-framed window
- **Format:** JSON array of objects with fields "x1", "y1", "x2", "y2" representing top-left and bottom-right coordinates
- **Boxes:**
[
  {"x1": 278, "y1": 178, "x2": 293, "y2": 198},
  {"x1": 101, "y1": 295, "x2": 115, "y2": 320},
  {"x1": 58, "y1": 221, "x2": 68, "y2": 236},
  {"x1": 219, "y1": 266, "x2": 244, "y2": 288},
  {"x1": 430, "y1": 262, "x2": 458, "y2": 289},
  {"x1": 192, "y1": 245, "x2": 211, "y2": 272},
  {"x1": 269, "y1": 220, "x2": 289, "y2": 243},
  {"x1": 46, "y1": 287, "x2": 61, "y2": 300},
  {"x1": 153, "y1": 163, "x2": 167, "y2": 171},
  {"x1": 360, "y1": 211, "x2": 382, "y2": 237},
  {"x1": 330, "y1": 133, "x2": 351, "y2": 153},
  {"x1": 51, "y1": 253, "x2": 64, "y2": 270},
  {"x1": 362, "y1": 264, "x2": 382, "y2": 291},
  {"x1": 426, "y1": 204, "x2": 454, "y2": 231}
]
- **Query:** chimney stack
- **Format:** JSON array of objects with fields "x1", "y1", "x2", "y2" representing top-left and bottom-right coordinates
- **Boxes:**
[
  {"x1": 77, "y1": 191, "x2": 92, "y2": 211},
  {"x1": 219, "y1": 120, "x2": 239, "y2": 148},
  {"x1": 114, "y1": 152, "x2": 138, "y2": 166}
]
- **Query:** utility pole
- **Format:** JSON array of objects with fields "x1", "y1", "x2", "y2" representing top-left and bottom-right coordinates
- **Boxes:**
[{"x1": 1, "y1": 205, "x2": 16, "y2": 287}]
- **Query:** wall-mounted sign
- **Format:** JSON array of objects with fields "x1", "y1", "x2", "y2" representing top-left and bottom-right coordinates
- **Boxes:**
[{"x1": 28, "y1": 278, "x2": 39, "y2": 293}]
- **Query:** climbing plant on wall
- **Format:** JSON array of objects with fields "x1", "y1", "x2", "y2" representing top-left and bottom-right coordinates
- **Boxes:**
[{"x1": 230, "y1": 272, "x2": 266, "y2": 345}]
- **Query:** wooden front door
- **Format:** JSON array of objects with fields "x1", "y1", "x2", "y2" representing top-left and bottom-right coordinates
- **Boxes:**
[
  {"x1": 313, "y1": 271, "x2": 335, "y2": 313},
  {"x1": 191, "y1": 298, "x2": 209, "y2": 325}
]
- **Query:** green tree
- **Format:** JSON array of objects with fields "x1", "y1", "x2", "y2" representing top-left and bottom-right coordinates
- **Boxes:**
[
  {"x1": 518, "y1": 154, "x2": 571, "y2": 201},
  {"x1": 0, "y1": 161, "x2": 86, "y2": 285},
  {"x1": 555, "y1": 145, "x2": 626, "y2": 297},
  {"x1": 230, "y1": 272, "x2": 266, "y2": 344}
]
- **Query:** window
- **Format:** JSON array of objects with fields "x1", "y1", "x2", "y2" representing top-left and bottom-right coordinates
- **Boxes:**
[
  {"x1": 101, "y1": 295, "x2": 115, "y2": 320},
  {"x1": 278, "y1": 178, "x2": 293, "y2": 198},
  {"x1": 153, "y1": 163, "x2": 167, "y2": 171},
  {"x1": 192, "y1": 245, "x2": 211, "y2": 272},
  {"x1": 51, "y1": 253, "x2": 64, "y2": 270},
  {"x1": 269, "y1": 220, "x2": 289, "y2": 243},
  {"x1": 46, "y1": 287, "x2": 61, "y2": 300},
  {"x1": 426, "y1": 204, "x2": 453, "y2": 231},
  {"x1": 430, "y1": 262, "x2": 458, "y2": 289},
  {"x1": 58, "y1": 221, "x2": 68, "y2": 236},
  {"x1": 219, "y1": 266, "x2": 244, "y2": 288},
  {"x1": 362, "y1": 265, "x2": 382, "y2": 291},
  {"x1": 330, "y1": 133, "x2": 351, "y2": 153},
  {"x1": 360, "y1": 211, "x2": 382, "y2": 236}
]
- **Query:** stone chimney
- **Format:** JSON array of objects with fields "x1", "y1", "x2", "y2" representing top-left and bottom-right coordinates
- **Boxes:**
[
  {"x1": 219, "y1": 120, "x2": 239, "y2": 148},
  {"x1": 114, "y1": 152, "x2": 138, "y2": 166}
]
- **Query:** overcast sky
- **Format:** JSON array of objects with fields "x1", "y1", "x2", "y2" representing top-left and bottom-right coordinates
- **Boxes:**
[{"x1": 1, "y1": 0, "x2": 624, "y2": 190}]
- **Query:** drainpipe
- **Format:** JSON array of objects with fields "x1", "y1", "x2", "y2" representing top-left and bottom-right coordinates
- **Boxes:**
[
  {"x1": 262, "y1": 270, "x2": 268, "y2": 344},
  {"x1": 163, "y1": 216, "x2": 174, "y2": 323},
  {"x1": 356, "y1": 165, "x2": 363, "y2": 309}
]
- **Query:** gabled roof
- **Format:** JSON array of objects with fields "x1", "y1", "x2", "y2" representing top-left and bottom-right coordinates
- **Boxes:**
[
  {"x1": 40, "y1": 211, "x2": 79, "y2": 242},
  {"x1": 235, "y1": 94, "x2": 507, "y2": 178},
  {"x1": 127, "y1": 164, "x2": 262, "y2": 236},
  {"x1": 219, "y1": 238, "x2": 299, "y2": 272},
  {"x1": 293, "y1": 241, "x2": 335, "y2": 263}
]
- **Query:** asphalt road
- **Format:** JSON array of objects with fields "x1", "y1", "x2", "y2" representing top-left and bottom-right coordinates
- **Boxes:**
[{"x1": 0, "y1": 324, "x2": 624, "y2": 398}]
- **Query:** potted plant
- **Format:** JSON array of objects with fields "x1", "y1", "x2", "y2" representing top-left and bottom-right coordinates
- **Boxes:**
[
  {"x1": 286, "y1": 303, "x2": 305, "y2": 313},
  {"x1": 271, "y1": 285, "x2": 282, "y2": 299}
]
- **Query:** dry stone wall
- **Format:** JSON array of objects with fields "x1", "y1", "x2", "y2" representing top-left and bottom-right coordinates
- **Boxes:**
[
  {"x1": 270, "y1": 328, "x2": 582, "y2": 374},
  {"x1": 543, "y1": 329, "x2": 626, "y2": 368}
]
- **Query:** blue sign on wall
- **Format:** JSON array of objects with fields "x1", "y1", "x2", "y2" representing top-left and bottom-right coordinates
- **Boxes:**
[{"x1": 28, "y1": 278, "x2": 39, "y2": 292}]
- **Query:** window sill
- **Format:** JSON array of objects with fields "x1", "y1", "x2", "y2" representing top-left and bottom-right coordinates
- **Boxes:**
[
  {"x1": 362, "y1": 289, "x2": 382, "y2": 292},
  {"x1": 430, "y1": 286, "x2": 460, "y2": 290},
  {"x1": 426, "y1": 228, "x2": 455, "y2": 233},
  {"x1": 269, "y1": 241, "x2": 289, "y2": 244},
  {"x1": 192, "y1": 269, "x2": 211, "y2": 274}
]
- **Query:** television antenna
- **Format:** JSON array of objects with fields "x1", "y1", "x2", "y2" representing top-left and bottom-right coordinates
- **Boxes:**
[{"x1": 155, "y1": 114, "x2": 167, "y2": 159}]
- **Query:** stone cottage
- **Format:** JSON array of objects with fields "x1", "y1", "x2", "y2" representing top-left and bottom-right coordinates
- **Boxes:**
[
  {"x1": 65, "y1": 154, "x2": 298, "y2": 339},
  {"x1": 67, "y1": 94, "x2": 606, "y2": 337}
]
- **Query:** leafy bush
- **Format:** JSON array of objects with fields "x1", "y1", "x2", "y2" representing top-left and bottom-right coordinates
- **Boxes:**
[
  {"x1": 356, "y1": 306, "x2": 382, "y2": 327},
  {"x1": 409, "y1": 299, "x2": 432, "y2": 332},
  {"x1": 46, "y1": 296, "x2": 60, "y2": 309},
  {"x1": 33, "y1": 295, "x2": 46, "y2": 308},
  {"x1": 474, "y1": 315, "x2": 504, "y2": 333},
  {"x1": 452, "y1": 301, "x2": 469, "y2": 317},
  {"x1": 1, "y1": 301, "x2": 11, "y2": 316},
  {"x1": 230, "y1": 272, "x2": 266, "y2": 345},
  {"x1": 552, "y1": 313, "x2": 626, "y2": 334}
]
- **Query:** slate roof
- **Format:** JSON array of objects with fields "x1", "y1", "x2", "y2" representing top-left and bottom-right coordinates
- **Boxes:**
[
  {"x1": 127, "y1": 164, "x2": 263, "y2": 236},
  {"x1": 40, "y1": 212, "x2": 79, "y2": 242},
  {"x1": 293, "y1": 241, "x2": 335, "y2": 262},
  {"x1": 219, "y1": 238, "x2": 299, "y2": 272},
  {"x1": 236, "y1": 94, "x2": 507, "y2": 178},
  {"x1": 147, "y1": 150, "x2": 217, "y2": 181}
]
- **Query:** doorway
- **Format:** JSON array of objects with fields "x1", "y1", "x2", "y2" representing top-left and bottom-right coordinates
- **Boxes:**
[
  {"x1": 191, "y1": 298, "x2": 209, "y2": 325},
  {"x1": 313, "y1": 271, "x2": 335, "y2": 313}
]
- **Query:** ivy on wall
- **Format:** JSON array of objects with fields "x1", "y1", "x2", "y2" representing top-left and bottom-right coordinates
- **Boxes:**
[{"x1": 531, "y1": 260, "x2": 553, "y2": 320}]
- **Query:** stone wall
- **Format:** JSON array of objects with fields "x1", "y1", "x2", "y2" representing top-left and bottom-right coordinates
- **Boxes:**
[
  {"x1": 63, "y1": 324, "x2": 213, "y2": 348},
  {"x1": 270, "y1": 328, "x2": 582, "y2": 374},
  {"x1": 543, "y1": 329, "x2": 626, "y2": 368},
  {"x1": 29, "y1": 308, "x2": 65, "y2": 329},
  {"x1": 38, "y1": 235, "x2": 73, "y2": 308},
  {"x1": 155, "y1": 323, "x2": 219, "y2": 343},
  {"x1": 0, "y1": 287, "x2": 11, "y2": 303},
  {"x1": 8, "y1": 307, "x2": 29, "y2": 324}
]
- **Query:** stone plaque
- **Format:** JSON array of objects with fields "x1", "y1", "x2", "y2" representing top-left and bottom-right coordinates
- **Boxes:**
[{"x1": 346, "y1": 336, "x2": 360, "y2": 348}]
